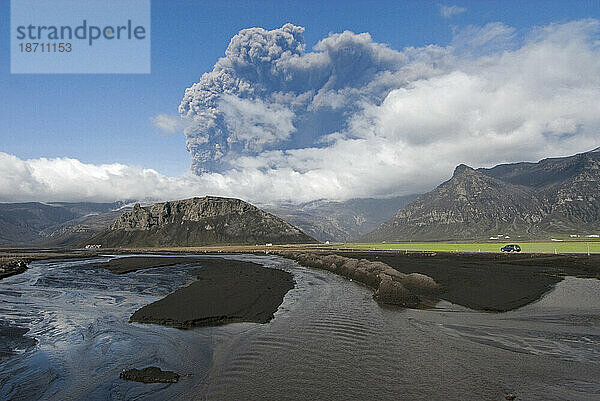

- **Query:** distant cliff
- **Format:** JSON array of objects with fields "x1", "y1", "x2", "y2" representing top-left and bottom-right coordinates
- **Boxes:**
[{"x1": 88, "y1": 196, "x2": 317, "y2": 247}]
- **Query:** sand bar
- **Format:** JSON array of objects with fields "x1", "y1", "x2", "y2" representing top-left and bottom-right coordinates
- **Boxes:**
[{"x1": 102, "y1": 257, "x2": 295, "y2": 328}]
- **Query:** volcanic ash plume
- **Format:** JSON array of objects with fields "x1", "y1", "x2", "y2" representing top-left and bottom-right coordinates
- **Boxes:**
[{"x1": 178, "y1": 23, "x2": 414, "y2": 173}]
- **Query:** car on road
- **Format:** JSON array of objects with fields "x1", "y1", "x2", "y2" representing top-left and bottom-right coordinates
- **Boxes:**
[{"x1": 501, "y1": 244, "x2": 521, "y2": 252}]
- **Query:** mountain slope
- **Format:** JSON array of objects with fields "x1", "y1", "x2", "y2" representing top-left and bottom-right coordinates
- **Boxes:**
[
  {"x1": 479, "y1": 148, "x2": 600, "y2": 189},
  {"x1": 263, "y1": 195, "x2": 418, "y2": 242},
  {"x1": 88, "y1": 196, "x2": 317, "y2": 247},
  {"x1": 480, "y1": 150, "x2": 600, "y2": 234},
  {"x1": 39, "y1": 209, "x2": 128, "y2": 247},
  {"x1": 363, "y1": 149, "x2": 600, "y2": 241},
  {"x1": 0, "y1": 202, "x2": 124, "y2": 247}
]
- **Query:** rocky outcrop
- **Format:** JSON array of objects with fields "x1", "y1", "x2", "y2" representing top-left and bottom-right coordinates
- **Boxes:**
[
  {"x1": 278, "y1": 251, "x2": 440, "y2": 307},
  {"x1": 0, "y1": 259, "x2": 29, "y2": 280},
  {"x1": 90, "y1": 196, "x2": 317, "y2": 248},
  {"x1": 120, "y1": 367, "x2": 179, "y2": 384},
  {"x1": 363, "y1": 149, "x2": 600, "y2": 241}
]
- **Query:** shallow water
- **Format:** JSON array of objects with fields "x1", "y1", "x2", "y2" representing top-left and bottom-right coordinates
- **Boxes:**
[{"x1": 0, "y1": 255, "x2": 599, "y2": 400}]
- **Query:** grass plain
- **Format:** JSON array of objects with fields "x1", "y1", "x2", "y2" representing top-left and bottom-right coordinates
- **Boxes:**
[{"x1": 332, "y1": 241, "x2": 600, "y2": 254}]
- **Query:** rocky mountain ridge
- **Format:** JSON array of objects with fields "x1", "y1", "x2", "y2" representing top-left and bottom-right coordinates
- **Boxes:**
[
  {"x1": 363, "y1": 149, "x2": 600, "y2": 241},
  {"x1": 89, "y1": 196, "x2": 317, "y2": 247}
]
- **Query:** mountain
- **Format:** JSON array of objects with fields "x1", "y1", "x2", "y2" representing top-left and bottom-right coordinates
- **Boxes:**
[
  {"x1": 363, "y1": 149, "x2": 600, "y2": 242},
  {"x1": 0, "y1": 195, "x2": 414, "y2": 247},
  {"x1": 0, "y1": 202, "x2": 127, "y2": 247},
  {"x1": 39, "y1": 209, "x2": 128, "y2": 247},
  {"x1": 88, "y1": 196, "x2": 317, "y2": 247},
  {"x1": 262, "y1": 195, "x2": 418, "y2": 242}
]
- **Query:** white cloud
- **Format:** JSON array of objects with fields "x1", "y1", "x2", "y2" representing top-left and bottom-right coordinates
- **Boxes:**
[
  {"x1": 440, "y1": 5, "x2": 467, "y2": 18},
  {"x1": 0, "y1": 153, "x2": 192, "y2": 202},
  {"x1": 150, "y1": 114, "x2": 186, "y2": 134},
  {"x1": 451, "y1": 22, "x2": 516, "y2": 54},
  {"x1": 2, "y1": 20, "x2": 600, "y2": 205}
]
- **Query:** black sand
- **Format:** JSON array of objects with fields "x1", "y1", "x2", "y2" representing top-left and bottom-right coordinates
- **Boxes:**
[
  {"x1": 95, "y1": 256, "x2": 197, "y2": 274},
  {"x1": 128, "y1": 257, "x2": 294, "y2": 328},
  {"x1": 336, "y1": 251, "x2": 600, "y2": 311}
]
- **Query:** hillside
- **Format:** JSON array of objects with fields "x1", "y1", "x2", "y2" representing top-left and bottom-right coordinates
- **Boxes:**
[
  {"x1": 88, "y1": 196, "x2": 317, "y2": 247},
  {"x1": 0, "y1": 202, "x2": 126, "y2": 247},
  {"x1": 363, "y1": 149, "x2": 600, "y2": 242},
  {"x1": 39, "y1": 209, "x2": 127, "y2": 247},
  {"x1": 262, "y1": 195, "x2": 418, "y2": 242}
]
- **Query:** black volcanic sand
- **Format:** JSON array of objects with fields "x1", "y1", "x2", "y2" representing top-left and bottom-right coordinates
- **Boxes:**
[
  {"x1": 335, "y1": 251, "x2": 600, "y2": 312},
  {"x1": 95, "y1": 256, "x2": 197, "y2": 274},
  {"x1": 128, "y1": 258, "x2": 294, "y2": 328}
]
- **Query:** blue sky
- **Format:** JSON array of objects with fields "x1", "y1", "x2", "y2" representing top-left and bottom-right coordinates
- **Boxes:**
[
  {"x1": 1, "y1": 1, "x2": 599, "y2": 203},
  {"x1": 1, "y1": 0, "x2": 597, "y2": 175}
]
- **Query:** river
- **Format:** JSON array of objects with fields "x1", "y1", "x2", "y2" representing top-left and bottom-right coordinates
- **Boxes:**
[{"x1": 1, "y1": 255, "x2": 599, "y2": 400}]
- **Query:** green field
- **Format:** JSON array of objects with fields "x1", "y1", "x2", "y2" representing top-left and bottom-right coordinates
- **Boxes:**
[{"x1": 330, "y1": 241, "x2": 600, "y2": 254}]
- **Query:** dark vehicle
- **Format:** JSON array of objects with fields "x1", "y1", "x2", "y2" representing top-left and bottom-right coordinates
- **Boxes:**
[{"x1": 501, "y1": 244, "x2": 521, "y2": 252}]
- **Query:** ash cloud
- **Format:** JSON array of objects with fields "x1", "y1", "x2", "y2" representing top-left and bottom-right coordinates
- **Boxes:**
[{"x1": 179, "y1": 23, "x2": 414, "y2": 172}]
